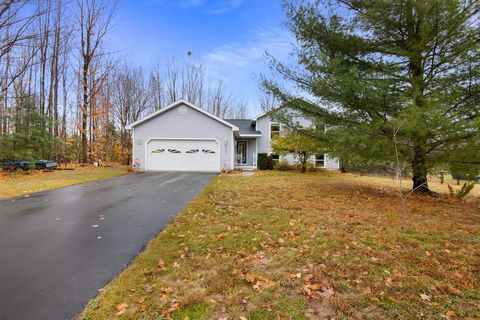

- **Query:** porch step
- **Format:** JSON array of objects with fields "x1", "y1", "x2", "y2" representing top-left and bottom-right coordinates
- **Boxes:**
[{"x1": 234, "y1": 166, "x2": 257, "y2": 171}]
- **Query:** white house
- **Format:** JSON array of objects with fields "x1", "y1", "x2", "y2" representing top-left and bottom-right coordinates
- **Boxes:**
[{"x1": 126, "y1": 100, "x2": 340, "y2": 172}]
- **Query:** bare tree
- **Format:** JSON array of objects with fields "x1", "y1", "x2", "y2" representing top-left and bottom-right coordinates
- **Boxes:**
[
  {"x1": 154, "y1": 59, "x2": 249, "y2": 118},
  {"x1": 258, "y1": 91, "x2": 280, "y2": 113},
  {"x1": 0, "y1": 0, "x2": 43, "y2": 135},
  {"x1": 111, "y1": 63, "x2": 151, "y2": 164},
  {"x1": 148, "y1": 64, "x2": 163, "y2": 111},
  {"x1": 76, "y1": 0, "x2": 115, "y2": 163}
]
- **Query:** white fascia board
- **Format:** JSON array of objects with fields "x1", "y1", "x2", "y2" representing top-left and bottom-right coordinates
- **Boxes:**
[{"x1": 237, "y1": 134, "x2": 262, "y2": 138}]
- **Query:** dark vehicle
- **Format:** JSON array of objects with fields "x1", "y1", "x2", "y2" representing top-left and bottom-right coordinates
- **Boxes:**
[
  {"x1": 35, "y1": 160, "x2": 58, "y2": 170},
  {"x1": 2, "y1": 160, "x2": 32, "y2": 171}
]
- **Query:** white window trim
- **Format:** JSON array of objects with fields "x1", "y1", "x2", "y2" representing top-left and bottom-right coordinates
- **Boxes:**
[
  {"x1": 315, "y1": 153, "x2": 326, "y2": 168},
  {"x1": 269, "y1": 122, "x2": 281, "y2": 141}
]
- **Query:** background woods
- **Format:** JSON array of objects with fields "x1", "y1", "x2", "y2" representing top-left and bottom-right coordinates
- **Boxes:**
[{"x1": 0, "y1": 0, "x2": 247, "y2": 165}]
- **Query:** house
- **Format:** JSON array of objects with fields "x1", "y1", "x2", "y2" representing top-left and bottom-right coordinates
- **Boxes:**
[{"x1": 126, "y1": 100, "x2": 340, "y2": 172}]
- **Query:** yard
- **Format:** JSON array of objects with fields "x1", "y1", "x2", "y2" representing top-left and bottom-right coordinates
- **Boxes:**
[
  {"x1": 80, "y1": 170, "x2": 479, "y2": 319},
  {"x1": 0, "y1": 166, "x2": 130, "y2": 199}
]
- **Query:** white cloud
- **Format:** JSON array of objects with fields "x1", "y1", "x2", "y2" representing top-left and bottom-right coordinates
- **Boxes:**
[
  {"x1": 203, "y1": 28, "x2": 292, "y2": 74},
  {"x1": 208, "y1": 0, "x2": 243, "y2": 14},
  {"x1": 151, "y1": 0, "x2": 244, "y2": 14},
  {"x1": 202, "y1": 27, "x2": 294, "y2": 112}
]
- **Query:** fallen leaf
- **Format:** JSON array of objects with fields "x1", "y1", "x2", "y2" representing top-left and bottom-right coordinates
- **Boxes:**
[
  {"x1": 320, "y1": 286, "x2": 335, "y2": 299},
  {"x1": 362, "y1": 287, "x2": 372, "y2": 294},
  {"x1": 288, "y1": 273, "x2": 302, "y2": 282},
  {"x1": 385, "y1": 278, "x2": 392, "y2": 286},
  {"x1": 157, "y1": 259, "x2": 166, "y2": 269},
  {"x1": 116, "y1": 303, "x2": 128, "y2": 311},
  {"x1": 445, "y1": 310, "x2": 456, "y2": 319},
  {"x1": 138, "y1": 296, "x2": 146, "y2": 304},
  {"x1": 115, "y1": 309, "x2": 126, "y2": 316},
  {"x1": 162, "y1": 300, "x2": 180, "y2": 316},
  {"x1": 420, "y1": 293, "x2": 431, "y2": 301},
  {"x1": 173, "y1": 262, "x2": 181, "y2": 268},
  {"x1": 447, "y1": 286, "x2": 461, "y2": 295}
]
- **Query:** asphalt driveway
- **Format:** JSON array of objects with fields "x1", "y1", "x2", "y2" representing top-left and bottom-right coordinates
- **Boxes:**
[{"x1": 0, "y1": 172, "x2": 215, "y2": 320}]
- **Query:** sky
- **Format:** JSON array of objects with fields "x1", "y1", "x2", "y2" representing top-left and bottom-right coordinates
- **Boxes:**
[{"x1": 107, "y1": 0, "x2": 295, "y2": 116}]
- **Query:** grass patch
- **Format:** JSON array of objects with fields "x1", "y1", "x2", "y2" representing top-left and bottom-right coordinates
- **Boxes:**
[
  {"x1": 80, "y1": 171, "x2": 480, "y2": 319},
  {"x1": 340, "y1": 173, "x2": 480, "y2": 197},
  {"x1": 0, "y1": 166, "x2": 129, "y2": 199}
]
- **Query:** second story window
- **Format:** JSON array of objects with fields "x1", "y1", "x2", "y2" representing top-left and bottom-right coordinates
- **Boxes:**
[{"x1": 270, "y1": 123, "x2": 280, "y2": 139}]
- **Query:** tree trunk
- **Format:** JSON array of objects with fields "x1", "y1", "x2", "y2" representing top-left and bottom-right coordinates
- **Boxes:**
[
  {"x1": 81, "y1": 62, "x2": 88, "y2": 164},
  {"x1": 300, "y1": 152, "x2": 307, "y2": 173},
  {"x1": 411, "y1": 142, "x2": 429, "y2": 193}
]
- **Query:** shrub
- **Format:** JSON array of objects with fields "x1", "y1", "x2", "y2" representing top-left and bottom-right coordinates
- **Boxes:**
[
  {"x1": 274, "y1": 160, "x2": 296, "y2": 171},
  {"x1": 451, "y1": 171, "x2": 468, "y2": 181},
  {"x1": 448, "y1": 181, "x2": 475, "y2": 198},
  {"x1": 257, "y1": 153, "x2": 274, "y2": 170}
]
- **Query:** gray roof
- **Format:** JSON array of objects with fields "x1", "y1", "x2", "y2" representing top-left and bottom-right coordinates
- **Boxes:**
[{"x1": 224, "y1": 119, "x2": 262, "y2": 135}]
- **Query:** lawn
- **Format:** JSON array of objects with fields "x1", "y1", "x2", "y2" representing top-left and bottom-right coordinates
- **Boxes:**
[
  {"x1": 0, "y1": 166, "x2": 130, "y2": 199},
  {"x1": 341, "y1": 173, "x2": 480, "y2": 197},
  {"x1": 80, "y1": 171, "x2": 479, "y2": 320}
]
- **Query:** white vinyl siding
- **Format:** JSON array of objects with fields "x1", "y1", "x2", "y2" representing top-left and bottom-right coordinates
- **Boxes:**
[{"x1": 132, "y1": 103, "x2": 234, "y2": 171}]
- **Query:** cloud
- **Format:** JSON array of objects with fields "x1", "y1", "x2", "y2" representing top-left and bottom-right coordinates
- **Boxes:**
[
  {"x1": 151, "y1": 0, "x2": 243, "y2": 14},
  {"x1": 202, "y1": 27, "x2": 294, "y2": 112},
  {"x1": 203, "y1": 27, "x2": 293, "y2": 75},
  {"x1": 208, "y1": 0, "x2": 243, "y2": 14}
]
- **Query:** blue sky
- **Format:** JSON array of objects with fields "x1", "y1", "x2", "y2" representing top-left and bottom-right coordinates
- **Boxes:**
[{"x1": 108, "y1": 0, "x2": 295, "y2": 115}]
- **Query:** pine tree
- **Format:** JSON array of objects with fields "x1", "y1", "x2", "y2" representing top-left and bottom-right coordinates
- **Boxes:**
[{"x1": 264, "y1": 0, "x2": 480, "y2": 193}]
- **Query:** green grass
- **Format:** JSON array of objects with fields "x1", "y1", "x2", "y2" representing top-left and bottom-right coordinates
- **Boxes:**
[
  {"x1": 80, "y1": 170, "x2": 480, "y2": 319},
  {"x1": 0, "y1": 166, "x2": 130, "y2": 199}
]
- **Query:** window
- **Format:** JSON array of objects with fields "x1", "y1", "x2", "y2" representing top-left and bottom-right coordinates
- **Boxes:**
[
  {"x1": 270, "y1": 123, "x2": 280, "y2": 139},
  {"x1": 152, "y1": 149, "x2": 165, "y2": 153},
  {"x1": 186, "y1": 149, "x2": 199, "y2": 154},
  {"x1": 271, "y1": 154, "x2": 280, "y2": 162},
  {"x1": 315, "y1": 154, "x2": 325, "y2": 168},
  {"x1": 168, "y1": 149, "x2": 181, "y2": 153},
  {"x1": 202, "y1": 149, "x2": 216, "y2": 154}
]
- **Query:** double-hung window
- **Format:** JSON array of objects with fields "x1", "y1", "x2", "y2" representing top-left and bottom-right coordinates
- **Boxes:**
[
  {"x1": 270, "y1": 123, "x2": 280, "y2": 139},
  {"x1": 315, "y1": 154, "x2": 325, "y2": 168}
]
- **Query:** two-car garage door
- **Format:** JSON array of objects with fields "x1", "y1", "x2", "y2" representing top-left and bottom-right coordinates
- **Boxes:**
[{"x1": 146, "y1": 139, "x2": 220, "y2": 172}]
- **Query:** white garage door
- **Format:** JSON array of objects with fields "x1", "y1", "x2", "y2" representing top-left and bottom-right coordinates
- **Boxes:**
[{"x1": 146, "y1": 139, "x2": 220, "y2": 172}]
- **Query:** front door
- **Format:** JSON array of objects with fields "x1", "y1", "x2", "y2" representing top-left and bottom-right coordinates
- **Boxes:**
[{"x1": 236, "y1": 141, "x2": 247, "y2": 165}]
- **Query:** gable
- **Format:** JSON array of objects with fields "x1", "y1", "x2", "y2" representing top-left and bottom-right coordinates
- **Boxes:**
[
  {"x1": 256, "y1": 106, "x2": 315, "y2": 129},
  {"x1": 126, "y1": 100, "x2": 239, "y2": 130}
]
